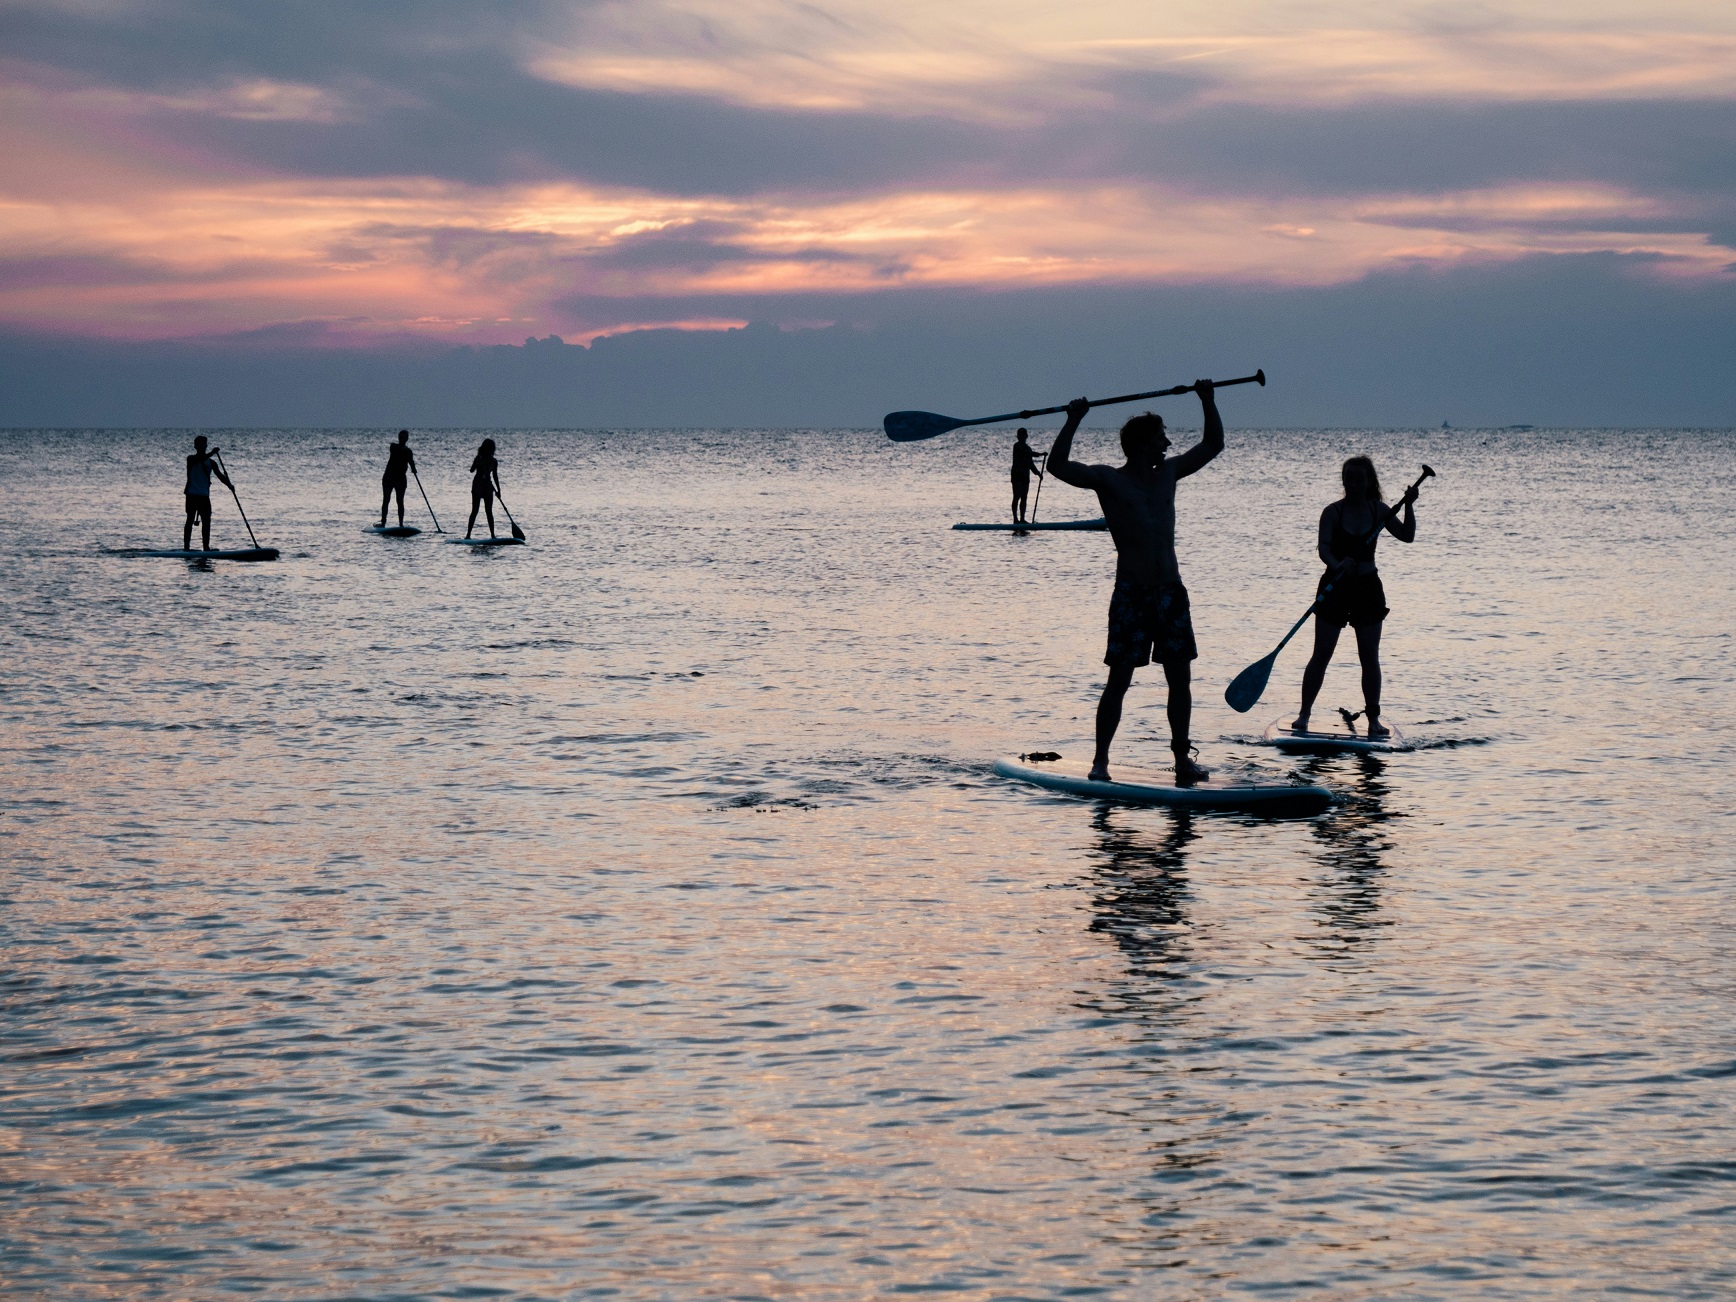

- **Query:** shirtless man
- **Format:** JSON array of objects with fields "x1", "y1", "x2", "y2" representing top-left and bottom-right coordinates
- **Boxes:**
[
  {"x1": 1010, "y1": 428, "x2": 1042, "y2": 523},
  {"x1": 379, "y1": 430, "x2": 417, "y2": 527},
  {"x1": 183, "y1": 435, "x2": 231, "y2": 551},
  {"x1": 1046, "y1": 381, "x2": 1222, "y2": 785}
]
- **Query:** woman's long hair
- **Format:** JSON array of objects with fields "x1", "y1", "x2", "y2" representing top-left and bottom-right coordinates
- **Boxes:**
[
  {"x1": 1341, "y1": 455, "x2": 1382, "y2": 503},
  {"x1": 479, "y1": 438, "x2": 496, "y2": 456}
]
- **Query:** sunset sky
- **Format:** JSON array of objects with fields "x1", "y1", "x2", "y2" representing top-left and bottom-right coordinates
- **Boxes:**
[{"x1": 2, "y1": 0, "x2": 1733, "y2": 423}]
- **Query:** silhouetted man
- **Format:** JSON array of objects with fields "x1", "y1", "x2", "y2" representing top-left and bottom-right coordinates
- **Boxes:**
[
  {"x1": 380, "y1": 429, "x2": 417, "y2": 527},
  {"x1": 183, "y1": 435, "x2": 231, "y2": 551},
  {"x1": 1011, "y1": 428, "x2": 1043, "y2": 523},
  {"x1": 1046, "y1": 382, "x2": 1222, "y2": 785}
]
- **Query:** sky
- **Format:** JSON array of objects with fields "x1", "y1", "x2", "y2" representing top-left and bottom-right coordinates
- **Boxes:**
[{"x1": 1, "y1": 0, "x2": 1733, "y2": 425}]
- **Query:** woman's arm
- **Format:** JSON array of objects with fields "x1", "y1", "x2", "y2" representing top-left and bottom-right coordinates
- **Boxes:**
[
  {"x1": 1317, "y1": 503, "x2": 1341, "y2": 568},
  {"x1": 1385, "y1": 492, "x2": 1417, "y2": 543}
]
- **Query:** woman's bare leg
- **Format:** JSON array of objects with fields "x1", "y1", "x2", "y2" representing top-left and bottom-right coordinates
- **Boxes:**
[
  {"x1": 1294, "y1": 617, "x2": 1342, "y2": 729},
  {"x1": 1354, "y1": 621, "x2": 1385, "y2": 734}
]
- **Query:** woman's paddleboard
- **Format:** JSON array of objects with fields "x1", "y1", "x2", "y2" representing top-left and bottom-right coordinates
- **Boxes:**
[
  {"x1": 953, "y1": 519, "x2": 1107, "y2": 531},
  {"x1": 1261, "y1": 718, "x2": 1404, "y2": 754},
  {"x1": 112, "y1": 546, "x2": 279, "y2": 562},
  {"x1": 445, "y1": 536, "x2": 525, "y2": 547},
  {"x1": 366, "y1": 524, "x2": 421, "y2": 537},
  {"x1": 993, "y1": 755, "x2": 1332, "y2": 814}
]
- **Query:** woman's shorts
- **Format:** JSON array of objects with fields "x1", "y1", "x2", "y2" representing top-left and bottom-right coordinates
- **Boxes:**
[
  {"x1": 1316, "y1": 570, "x2": 1388, "y2": 629},
  {"x1": 1105, "y1": 579, "x2": 1197, "y2": 667}
]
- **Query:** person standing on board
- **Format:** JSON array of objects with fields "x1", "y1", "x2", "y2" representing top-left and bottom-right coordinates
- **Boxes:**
[
  {"x1": 1291, "y1": 456, "x2": 1417, "y2": 738},
  {"x1": 466, "y1": 437, "x2": 501, "y2": 539},
  {"x1": 183, "y1": 435, "x2": 231, "y2": 552},
  {"x1": 1046, "y1": 382, "x2": 1223, "y2": 786},
  {"x1": 1011, "y1": 428, "x2": 1043, "y2": 523},
  {"x1": 379, "y1": 430, "x2": 418, "y2": 528}
]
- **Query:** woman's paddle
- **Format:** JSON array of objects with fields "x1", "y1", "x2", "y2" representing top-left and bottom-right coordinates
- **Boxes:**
[
  {"x1": 214, "y1": 450, "x2": 265, "y2": 550},
  {"x1": 494, "y1": 484, "x2": 527, "y2": 541},
  {"x1": 411, "y1": 466, "x2": 444, "y2": 532},
  {"x1": 884, "y1": 369, "x2": 1264, "y2": 442},
  {"x1": 1029, "y1": 450, "x2": 1048, "y2": 525},
  {"x1": 1224, "y1": 465, "x2": 1435, "y2": 714}
]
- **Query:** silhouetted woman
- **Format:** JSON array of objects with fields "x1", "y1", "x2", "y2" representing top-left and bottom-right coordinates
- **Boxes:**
[
  {"x1": 1292, "y1": 455, "x2": 1417, "y2": 738},
  {"x1": 466, "y1": 438, "x2": 501, "y2": 539}
]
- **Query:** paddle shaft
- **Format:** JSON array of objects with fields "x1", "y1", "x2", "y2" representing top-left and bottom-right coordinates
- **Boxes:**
[
  {"x1": 214, "y1": 451, "x2": 262, "y2": 549},
  {"x1": 967, "y1": 371, "x2": 1264, "y2": 433},
  {"x1": 411, "y1": 466, "x2": 444, "y2": 532},
  {"x1": 1029, "y1": 450, "x2": 1048, "y2": 525},
  {"x1": 1265, "y1": 466, "x2": 1436, "y2": 659},
  {"x1": 494, "y1": 483, "x2": 526, "y2": 540}
]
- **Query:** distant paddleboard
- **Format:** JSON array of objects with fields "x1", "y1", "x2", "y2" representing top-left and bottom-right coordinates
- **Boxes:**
[
  {"x1": 1261, "y1": 718, "x2": 1405, "y2": 754},
  {"x1": 112, "y1": 546, "x2": 279, "y2": 562},
  {"x1": 953, "y1": 519, "x2": 1107, "y2": 531},
  {"x1": 366, "y1": 524, "x2": 421, "y2": 537},
  {"x1": 446, "y1": 536, "x2": 525, "y2": 547},
  {"x1": 994, "y1": 754, "x2": 1332, "y2": 814}
]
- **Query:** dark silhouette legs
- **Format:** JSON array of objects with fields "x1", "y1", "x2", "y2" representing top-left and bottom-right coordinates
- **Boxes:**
[
  {"x1": 1012, "y1": 481, "x2": 1029, "y2": 523},
  {"x1": 467, "y1": 493, "x2": 495, "y2": 538},
  {"x1": 1295, "y1": 618, "x2": 1385, "y2": 733},
  {"x1": 184, "y1": 501, "x2": 211, "y2": 550},
  {"x1": 380, "y1": 481, "x2": 406, "y2": 526},
  {"x1": 1091, "y1": 659, "x2": 1202, "y2": 784}
]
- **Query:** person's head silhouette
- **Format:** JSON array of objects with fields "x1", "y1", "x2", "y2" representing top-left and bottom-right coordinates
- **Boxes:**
[
  {"x1": 398, "y1": 429, "x2": 410, "y2": 444},
  {"x1": 193, "y1": 435, "x2": 208, "y2": 452},
  {"x1": 1016, "y1": 429, "x2": 1028, "y2": 443},
  {"x1": 1119, "y1": 412, "x2": 1169, "y2": 468}
]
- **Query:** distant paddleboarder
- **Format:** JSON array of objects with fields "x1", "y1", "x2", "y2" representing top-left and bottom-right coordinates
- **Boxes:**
[
  {"x1": 379, "y1": 430, "x2": 418, "y2": 528},
  {"x1": 466, "y1": 437, "x2": 501, "y2": 539},
  {"x1": 1290, "y1": 456, "x2": 1418, "y2": 739},
  {"x1": 1047, "y1": 381, "x2": 1223, "y2": 786},
  {"x1": 1011, "y1": 428, "x2": 1043, "y2": 523},
  {"x1": 183, "y1": 435, "x2": 231, "y2": 552}
]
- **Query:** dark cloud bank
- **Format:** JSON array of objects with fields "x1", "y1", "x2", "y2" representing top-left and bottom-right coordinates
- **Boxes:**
[{"x1": 3, "y1": 255, "x2": 1732, "y2": 428}]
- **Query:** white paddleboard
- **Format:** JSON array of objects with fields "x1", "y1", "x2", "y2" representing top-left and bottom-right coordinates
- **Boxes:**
[
  {"x1": 112, "y1": 546, "x2": 279, "y2": 562},
  {"x1": 366, "y1": 524, "x2": 421, "y2": 537},
  {"x1": 1261, "y1": 719, "x2": 1405, "y2": 754},
  {"x1": 994, "y1": 755, "x2": 1331, "y2": 814},
  {"x1": 953, "y1": 519, "x2": 1107, "y2": 531},
  {"x1": 445, "y1": 536, "x2": 525, "y2": 547}
]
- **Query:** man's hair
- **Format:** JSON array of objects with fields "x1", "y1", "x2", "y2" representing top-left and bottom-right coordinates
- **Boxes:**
[
  {"x1": 1016, "y1": 428, "x2": 1027, "y2": 440},
  {"x1": 193, "y1": 436, "x2": 207, "y2": 450},
  {"x1": 1119, "y1": 412, "x2": 1166, "y2": 457}
]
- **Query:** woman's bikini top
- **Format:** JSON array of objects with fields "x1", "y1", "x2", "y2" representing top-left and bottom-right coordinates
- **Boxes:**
[{"x1": 1328, "y1": 500, "x2": 1389, "y2": 565}]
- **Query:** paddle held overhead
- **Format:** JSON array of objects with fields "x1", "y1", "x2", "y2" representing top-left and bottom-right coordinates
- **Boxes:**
[{"x1": 883, "y1": 370, "x2": 1265, "y2": 442}]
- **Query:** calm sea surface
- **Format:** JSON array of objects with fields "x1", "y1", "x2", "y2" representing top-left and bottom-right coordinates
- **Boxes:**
[{"x1": 2, "y1": 425, "x2": 1734, "y2": 1299}]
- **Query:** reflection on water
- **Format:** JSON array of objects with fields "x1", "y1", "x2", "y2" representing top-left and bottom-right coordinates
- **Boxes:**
[
  {"x1": 1300, "y1": 753, "x2": 1399, "y2": 956},
  {"x1": 1085, "y1": 808, "x2": 1197, "y2": 984}
]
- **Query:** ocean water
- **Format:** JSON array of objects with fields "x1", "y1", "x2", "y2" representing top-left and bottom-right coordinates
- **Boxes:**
[{"x1": 2, "y1": 424, "x2": 1733, "y2": 1300}]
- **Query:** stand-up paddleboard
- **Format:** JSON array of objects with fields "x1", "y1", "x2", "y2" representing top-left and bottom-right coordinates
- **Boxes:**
[
  {"x1": 111, "y1": 546, "x2": 279, "y2": 562},
  {"x1": 1261, "y1": 718, "x2": 1404, "y2": 754},
  {"x1": 994, "y1": 754, "x2": 1332, "y2": 814},
  {"x1": 953, "y1": 518, "x2": 1107, "y2": 531},
  {"x1": 366, "y1": 524, "x2": 421, "y2": 537},
  {"x1": 446, "y1": 536, "x2": 525, "y2": 547}
]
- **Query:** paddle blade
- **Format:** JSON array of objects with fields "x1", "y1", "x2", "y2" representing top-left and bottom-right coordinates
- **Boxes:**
[
  {"x1": 1224, "y1": 651, "x2": 1278, "y2": 714},
  {"x1": 510, "y1": 521, "x2": 526, "y2": 541},
  {"x1": 884, "y1": 410, "x2": 968, "y2": 442}
]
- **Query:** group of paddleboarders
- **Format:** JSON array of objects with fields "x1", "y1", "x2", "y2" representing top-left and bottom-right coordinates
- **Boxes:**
[
  {"x1": 179, "y1": 431, "x2": 511, "y2": 546},
  {"x1": 1028, "y1": 383, "x2": 1419, "y2": 786},
  {"x1": 376, "y1": 430, "x2": 505, "y2": 538}
]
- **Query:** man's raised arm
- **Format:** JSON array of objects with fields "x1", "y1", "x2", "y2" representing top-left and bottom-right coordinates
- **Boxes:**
[
  {"x1": 1170, "y1": 380, "x2": 1223, "y2": 479},
  {"x1": 1043, "y1": 397, "x2": 1098, "y2": 488}
]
